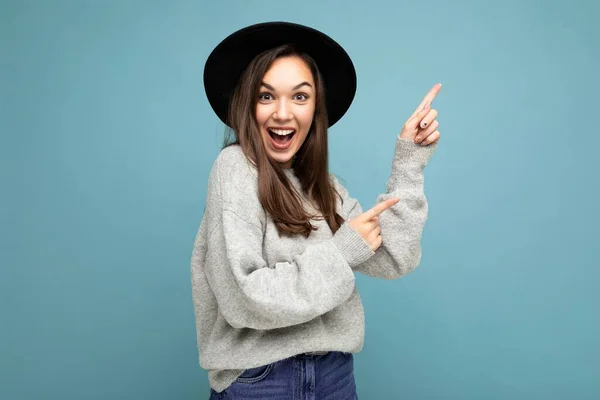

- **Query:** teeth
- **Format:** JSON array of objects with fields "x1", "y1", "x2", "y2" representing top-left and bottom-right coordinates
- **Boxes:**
[{"x1": 269, "y1": 128, "x2": 295, "y2": 136}]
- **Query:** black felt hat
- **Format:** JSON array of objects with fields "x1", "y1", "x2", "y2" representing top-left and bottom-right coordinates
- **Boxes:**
[{"x1": 203, "y1": 21, "x2": 357, "y2": 128}]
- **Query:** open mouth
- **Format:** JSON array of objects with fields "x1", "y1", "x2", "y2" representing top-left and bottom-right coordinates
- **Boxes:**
[{"x1": 267, "y1": 128, "x2": 296, "y2": 148}]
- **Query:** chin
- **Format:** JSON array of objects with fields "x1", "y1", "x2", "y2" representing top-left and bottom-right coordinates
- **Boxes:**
[{"x1": 268, "y1": 152, "x2": 294, "y2": 167}]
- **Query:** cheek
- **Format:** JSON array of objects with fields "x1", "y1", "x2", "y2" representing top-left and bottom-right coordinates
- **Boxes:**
[
  {"x1": 255, "y1": 105, "x2": 270, "y2": 126},
  {"x1": 298, "y1": 105, "x2": 316, "y2": 127}
]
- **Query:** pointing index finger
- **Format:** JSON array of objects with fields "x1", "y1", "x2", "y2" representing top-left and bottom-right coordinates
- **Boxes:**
[
  {"x1": 362, "y1": 198, "x2": 400, "y2": 220},
  {"x1": 411, "y1": 83, "x2": 442, "y2": 118}
]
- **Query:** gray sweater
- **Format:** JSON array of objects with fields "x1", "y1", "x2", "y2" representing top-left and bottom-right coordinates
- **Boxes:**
[{"x1": 190, "y1": 137, "x2": 436, "y2": 392}]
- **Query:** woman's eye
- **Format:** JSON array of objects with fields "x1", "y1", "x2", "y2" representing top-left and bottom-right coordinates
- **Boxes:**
[
  {"x1": 294, "y1": 93, "x2": 308, "y2": 101},
  {"x1": 258, "y1": 93, "x2": 273, "y2": 101}
]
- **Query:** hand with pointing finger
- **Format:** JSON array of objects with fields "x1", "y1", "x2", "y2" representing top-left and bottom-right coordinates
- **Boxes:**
[
  {"x1": 400, "y1": 83, "x2": 442, "y2": 146},
  {"x1": 348, "y1": 197, "x2": 400, "y2": 252}
]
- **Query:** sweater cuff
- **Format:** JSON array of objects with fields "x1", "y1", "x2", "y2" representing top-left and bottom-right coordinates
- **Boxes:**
[
  {"x1": 332, "y1": 222, "x2": 375, "y2": 268},
  {"x1": 396, "y1": 136, "x2": 437, "y2": 165},
  {"x1": 387, "y1": 137, "x2": 437, "y2": 190}
]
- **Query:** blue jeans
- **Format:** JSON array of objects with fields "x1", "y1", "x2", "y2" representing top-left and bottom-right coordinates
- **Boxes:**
[{"x1": 209, "y1": 351, "x2": 358, "y2": 400}]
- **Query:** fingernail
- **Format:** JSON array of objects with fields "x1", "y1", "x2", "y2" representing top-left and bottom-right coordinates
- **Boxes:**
[
  {"x1": 415, "y1": 136, "x2": 421, "y2": 142},
  {"x1": 421, "y1": 122, "x2": 428, "y2": 128}
]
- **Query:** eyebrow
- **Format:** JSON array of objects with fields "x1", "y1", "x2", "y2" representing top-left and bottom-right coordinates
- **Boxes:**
[{"x1": 261, "y1": 81, "x2": 313, "y2": 91}]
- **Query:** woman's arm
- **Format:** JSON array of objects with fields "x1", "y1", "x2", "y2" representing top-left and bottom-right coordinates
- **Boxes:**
[{"x1": 332, "y1": 136, "x2": 437, "y2": 279}]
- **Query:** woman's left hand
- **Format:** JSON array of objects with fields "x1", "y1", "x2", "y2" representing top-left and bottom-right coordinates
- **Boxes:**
[{"x1": 399, "y1": 83, "x2": 442, "y2": 146}]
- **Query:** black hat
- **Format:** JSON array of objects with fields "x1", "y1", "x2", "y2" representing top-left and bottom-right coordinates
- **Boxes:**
[{"x1": 203, "y1": 21, "x2": 357, "y2": 128}]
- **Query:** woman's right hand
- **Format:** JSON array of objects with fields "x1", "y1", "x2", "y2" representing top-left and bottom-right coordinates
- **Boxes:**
[{"x1": 348, "y1": 198, "x2": 400, "y2": 252}]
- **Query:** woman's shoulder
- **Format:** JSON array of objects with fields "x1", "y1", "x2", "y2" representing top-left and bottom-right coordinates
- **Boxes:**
[
  {"x1": 209, "y1": 144, "x2": 260, "y2": 209},
  {"x1": 212, "y1": 144, "x2": 258, "y2": 184},
  {"x1": 216, "y1": 144, "x2": 254, "y2": 169},
  {"x1": 328, "y1": 172, "x2": 349, "y2": 196},
  {"x1": 202, "y1": 145, "x2": 265, "y2": 229}
]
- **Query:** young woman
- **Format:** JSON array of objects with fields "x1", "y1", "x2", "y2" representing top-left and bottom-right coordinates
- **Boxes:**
[{"x1": 191, "y1": 22, "x2": 441, "y2": 399}]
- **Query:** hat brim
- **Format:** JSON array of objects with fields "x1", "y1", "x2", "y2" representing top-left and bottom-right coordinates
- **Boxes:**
[{"x1": 203, "y1": 21, "x2": 357, "y2": 128}]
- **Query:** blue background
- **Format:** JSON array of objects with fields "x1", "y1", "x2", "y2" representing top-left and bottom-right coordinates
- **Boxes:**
[{"x1": 2, "y1": 0, "x2": 599, "y2": 399}]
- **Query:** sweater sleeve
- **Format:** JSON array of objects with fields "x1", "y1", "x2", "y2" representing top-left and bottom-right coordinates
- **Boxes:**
[
  {"x1": 331, "y1": 137, "x2": 437, "y2": 279},
  {"x1": 199, "y1": 150, "x2": 372, "y2": 330}
]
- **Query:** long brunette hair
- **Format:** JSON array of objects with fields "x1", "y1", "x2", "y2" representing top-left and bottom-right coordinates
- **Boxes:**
[{"x1": 223, "y1": 44, "x2": 344, "y2": 237}]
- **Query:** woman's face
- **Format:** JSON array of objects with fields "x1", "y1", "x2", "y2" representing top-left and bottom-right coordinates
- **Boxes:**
[{"x1": 255, "y1": 56, "x2": 316, "y2": 169}]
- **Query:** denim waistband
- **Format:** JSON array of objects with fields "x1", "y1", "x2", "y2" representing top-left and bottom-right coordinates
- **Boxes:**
[{"x1": 295, "y1": 351, "x2": 329, "y2": 357}]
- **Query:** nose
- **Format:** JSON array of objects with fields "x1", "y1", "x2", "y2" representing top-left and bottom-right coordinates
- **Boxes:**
[{"x1": 273, "y1": 99, "x2": 292, "y2": 121}]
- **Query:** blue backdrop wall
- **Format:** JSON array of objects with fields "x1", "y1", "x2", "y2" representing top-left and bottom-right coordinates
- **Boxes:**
[{"x1": 2, "y1": 0, "x2": 598, "y2": 399}]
